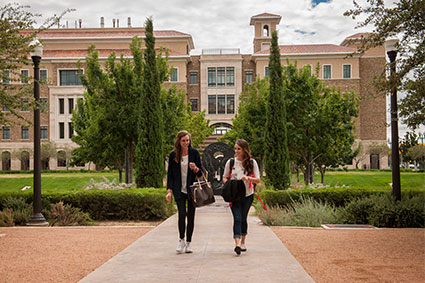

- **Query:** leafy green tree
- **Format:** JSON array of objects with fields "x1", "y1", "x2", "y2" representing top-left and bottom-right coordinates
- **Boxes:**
[
  {"x1": 0, "y1": 3, "x2": 71, "y2": 124},
  {"x1": 161, "y1": 85, "x2": 187, "y2": 159},
  {"x1": 185, "y1": 109, "x2": 213, "y2": 149},
  {"x1": 265, "y1": 31, "x2": 290, "y2": 189},
  {"x1": 135, "y1": 18, "x2": 164, "y2": 188},
  {"x1": 400, "y1": 131, "x2": 418, "y2": 165},
  {"x1": 220, "y1": 78, "x2": 268, "y2": 174},
  {"x1": 407, "y1": 145, "x2": 425, "y2": 169},
  {"x1": 344, "y1": 0, "x2": 425, "y2": 130},
  {"x1": 285, "y1": 62, "x2": 358, "y2": 185},
  {"x1": 313, "y1": 86, "x2": 359, "y2": 183}
]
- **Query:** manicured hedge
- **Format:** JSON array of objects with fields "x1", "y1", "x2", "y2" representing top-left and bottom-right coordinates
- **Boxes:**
[
  {"x1": 259, "y1": 187, "x2": 425, "y2": 208},
  {"x1": 0, "y1": 188, "x2": 175, "y2": 221}
]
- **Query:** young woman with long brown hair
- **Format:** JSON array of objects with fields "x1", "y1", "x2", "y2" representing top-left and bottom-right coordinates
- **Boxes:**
[
  {"x1": 166, "y1": 130, "x2": 202, "y2": 253},
  {"x1": 223, "y1": 139, "x2": 260, "y2": 255}
]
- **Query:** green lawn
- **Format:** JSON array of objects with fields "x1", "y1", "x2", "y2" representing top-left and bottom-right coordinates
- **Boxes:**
[
  {"x1": 0, "y1": 172, "x2": 119, "y2": 193},
  {"x1": 0, "y1": 171, "x2": 423, "y2": 193},
  {"x1": 322, "y1": 171, "x2": 424, "y2": 190}
]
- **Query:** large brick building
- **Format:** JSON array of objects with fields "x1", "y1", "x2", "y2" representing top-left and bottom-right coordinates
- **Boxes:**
[{"x1": 0, "y1": 13, "x2": 388, "y2": 171}]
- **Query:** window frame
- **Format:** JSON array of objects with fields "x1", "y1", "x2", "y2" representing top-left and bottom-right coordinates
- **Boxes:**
[
  {"x1": 189, "y1": 72, "x2": 198, "y2": 85},
  {"x1": 2, "y1": 126, "x2": 11, "y2": 140},
  {"x1": 170, "y1": 68, "x2": 178, "y2": 82},
  {"x1": 342, "y1": 64, "x2": 352, "y2": 79},
  {"x1": 245, "y1": 70, "x2": 253, "y2": 84},
  {"x1": 59, "y1": 122, "x2": 65, "y2": 139},
  {"x1": 21, "y1": 126, "x2": 29, "y2": 140},
  {"x1": 20, "y1": 69, "x2": 29, "y2": 84},
  {"x1": 323, "y1": 64, "x2": 332, "y2": 79},
  {"x1": 58, "y1": 69, "x2": 83, "y2": 86},
  {"x1": 265, "y1": 66, "x2": 269, "y2": 77},
  {"x1": 40, "y1": 126, "x2": 48, "y2": 140},
  {"x1": 59, "y1": 98, "x2": 64, "y2": 115},
  {"x1": 40, "y1": 69, "x2": 48, "y2": 83},
  {"x1": 189, "y1": 98, "x2": 198, "y2": 112}
]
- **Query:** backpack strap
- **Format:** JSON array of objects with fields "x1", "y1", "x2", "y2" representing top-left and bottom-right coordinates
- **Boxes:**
[{"x1": 228, "y1": 158, "x2": 235, "y2": 179}]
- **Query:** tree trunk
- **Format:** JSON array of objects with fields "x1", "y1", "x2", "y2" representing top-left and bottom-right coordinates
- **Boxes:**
[
  {"x1": 118, "y1": 169, "x2": 123, "y2": 183},
  {"x1": 296, "y1": 168, "x2": 300, "y2": 183},
  {"x1": 320, "y1": 167, "x2": 325, "y2": 184}
]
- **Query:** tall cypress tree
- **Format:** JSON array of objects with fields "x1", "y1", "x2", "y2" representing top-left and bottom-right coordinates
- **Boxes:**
[
  {"x1": 264, "y1": 31, "x2": 290, "y2": 189},
  {"x1": 135, "y1": 18, "x2": 164, "y2": 188}
]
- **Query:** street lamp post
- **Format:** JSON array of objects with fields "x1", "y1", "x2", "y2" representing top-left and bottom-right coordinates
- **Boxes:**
[
  {"x1": 385, "y1": 36, "x2": 401, "y2": 201},
  {"x1": 28, "y1": 39, "x2": 48, "y2": 226}
]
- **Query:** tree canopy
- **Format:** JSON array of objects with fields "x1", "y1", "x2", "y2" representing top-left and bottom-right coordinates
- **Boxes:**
[
  {"x1": 344, "y1": 0, "x2": 425, "y2": 130},
  {"x1": 0, "y1": 3, "x2": 72, "y2": 124}
]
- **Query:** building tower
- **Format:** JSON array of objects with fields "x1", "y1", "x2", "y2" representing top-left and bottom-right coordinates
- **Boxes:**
[{"x1": 250, "y1": 13, "x2": 281, "y2": 53}]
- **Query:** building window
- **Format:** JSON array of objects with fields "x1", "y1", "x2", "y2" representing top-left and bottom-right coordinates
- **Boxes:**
[
  {"x1": 208, "y1": 95, "x2": 216, "y2": 114},
  {"x1": 190, "y1": 72, "x2": 198, "y2": 85},
  {"x1": 263, "y1": 25, "x2": 269, "y2": 37},
  {"x1": 21, "y1": 98, "x2": 29, "y2": 112},
  {"x1": 59, "y1": 98, "x2": 64, "y2": 114},
  {"x1": 21, "y1": 126, "x2": 29, "y2": 139},
  {"x1": 208, "y1": 67, "x2": 235, "y2": 87},
  {"x1": 226, "y1": 67, "x2": 234, "y2": 86},
  {"x1": 2, "y1": 126, "x2": 10, "y2": 139},
  {"x1": 40, "y1": 98, "x2": 48, "y2": 112},
  {"x1": 40, "y1": 126, "x2": 48, "y2": 140},
  {"x1": 227, "y1": 95, "x2": 235, "y2": 114},
  {"x1": 343, "y1": 65, "x2": 351, "y2": 79},
  {"x1": 245, "y1": 71, "x2": 253, "y2": 83},
  {"x1": 59, "y1": 70, "x2": 82, "y2": 86},
  {"x1": 57, "y1": 151, "x2": 67, "y2": 167},
  {"x1": 217, "y1": 67, "x2": 225, "y2": 87},
  {"x1": 208, "y1": 95, "x2": 235, "y2": 115},
  {"x1": 21, "y1": 70, "x2": 29, "y2": 84},
  {"x1": 68, "y1": 98, "x2": 74, "y2": 114},
  {"x1": 40, "y1": 69, "x2": 47, "y2": 83},
  {"x1": 68, "y1": 122, "x2": 73, "y2": 138},
  {"x1": 304, "y1": 65, "x2": 312, "y2": 77},
  {"x1": 59, "y1": 122, "x2": 64, "y2": 139},
  {"x1": 217, "y1": 95, "x2": 226, "y2": 113},
  {"x1": 190, "y1": 98, "x2": 198, "y2": 112},
  {"x1": 265, "y1": 66, "x2": 269, "y2": 77},
  {"x1": 170, "y1": 68, "x2": 178, "y2": 82},
  {"x1": 2, "y1": 70, "x2": 10, "y2": 84},
  {"x1": 323, "y1": 65, "x2": 331, "y2": 79},
  {"x1": 208, "y1": 67, "x2": 216, "y2": 87}
]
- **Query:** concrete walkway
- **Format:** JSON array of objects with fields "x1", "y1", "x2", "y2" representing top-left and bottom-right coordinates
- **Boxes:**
[{"x1": 79, "y1": 196, "x2": 314, "y2": 283}]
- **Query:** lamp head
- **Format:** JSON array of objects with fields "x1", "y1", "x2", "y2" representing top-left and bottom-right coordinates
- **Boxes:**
[{"x1": 29, "y1": 38, "x2": 43, "y2": 58}]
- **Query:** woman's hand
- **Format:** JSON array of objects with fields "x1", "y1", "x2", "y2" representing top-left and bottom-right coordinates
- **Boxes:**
[
  {"x1": 165, "y1": 190, "x2": 172, "y2": 202},
  {"x1": 241, "y1": 175, "x2": 249, "y2": 182},
  {"x1": 189, "y1": 162, "x2": 199, "y2": 173}
]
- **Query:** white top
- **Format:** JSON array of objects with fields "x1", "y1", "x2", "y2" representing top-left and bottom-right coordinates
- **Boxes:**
[
  {"x1": 181, "y1": 155, "x2": 188, "y2": 194},
  {"x1": 223, "y1": 158, "x2": 260, "y2": 197}
]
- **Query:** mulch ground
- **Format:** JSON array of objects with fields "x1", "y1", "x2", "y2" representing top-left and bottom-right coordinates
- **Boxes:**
[{"x1": 271, "y1": 227, "x2": 425, "y2": 283}]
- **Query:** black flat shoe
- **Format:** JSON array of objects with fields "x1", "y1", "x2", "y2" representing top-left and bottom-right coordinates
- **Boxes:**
[{"x1": 234, "y1": 246, "x2": 241, "y2": 255}]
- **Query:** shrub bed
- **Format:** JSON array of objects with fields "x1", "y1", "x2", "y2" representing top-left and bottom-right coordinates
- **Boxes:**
[
  {"x1": 0, "y1": 188, "x2": 175, "y2": 222},
  {"x1": 257, "y1": 189, "x2": 425, "y2": 228},
  {"x1": 259, "y1": 187, "x2": 424, "y2": 208}
]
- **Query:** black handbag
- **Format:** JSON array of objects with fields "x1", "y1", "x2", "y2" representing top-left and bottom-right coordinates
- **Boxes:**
[{"x1": 189, "y1": 171, "x2": 215, "y2": 208}]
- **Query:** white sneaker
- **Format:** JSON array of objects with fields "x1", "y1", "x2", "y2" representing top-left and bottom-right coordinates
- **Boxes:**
[
  {"x1": 176, "y1": 240, "x2": 185, "y2": 253},
  {"x1": 185, "y1": 242, "x2": 193, "y2": 253}
]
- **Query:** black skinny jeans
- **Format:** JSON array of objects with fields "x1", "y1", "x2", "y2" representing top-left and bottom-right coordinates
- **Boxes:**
[{"x1": 176, "y1": 193, "x2": 196, "y2": 242}]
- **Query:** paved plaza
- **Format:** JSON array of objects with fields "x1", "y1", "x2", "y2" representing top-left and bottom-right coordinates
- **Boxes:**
[{"x1": 80, "y1": 196, "x2": 314, "y2": 283}]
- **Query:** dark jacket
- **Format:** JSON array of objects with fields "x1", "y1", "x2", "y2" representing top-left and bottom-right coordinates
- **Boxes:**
[{"x1": 167, "y1": 146, "x2": 202, "y2": 201}]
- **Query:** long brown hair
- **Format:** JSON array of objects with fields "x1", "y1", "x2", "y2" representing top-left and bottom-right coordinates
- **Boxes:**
[
  {"x1": 235, "y1": 139, "x2": 253, "y2": 175},
  {"x1": 174, "y1": 130, "x2": 191, "y2": 163}
]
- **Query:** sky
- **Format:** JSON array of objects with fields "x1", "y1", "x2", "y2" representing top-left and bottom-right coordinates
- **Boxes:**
[{"x1": 16, "y1": 0, "x2": 425, "y2": 139}]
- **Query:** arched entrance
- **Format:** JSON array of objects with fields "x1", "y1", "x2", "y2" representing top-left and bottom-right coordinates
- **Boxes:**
[
  {"x1": 201, "y1": 142, "x2": 234, "y2": 195},
  {"x1": 2, "y1": 151, "x2": 11, "y2": 171}
]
